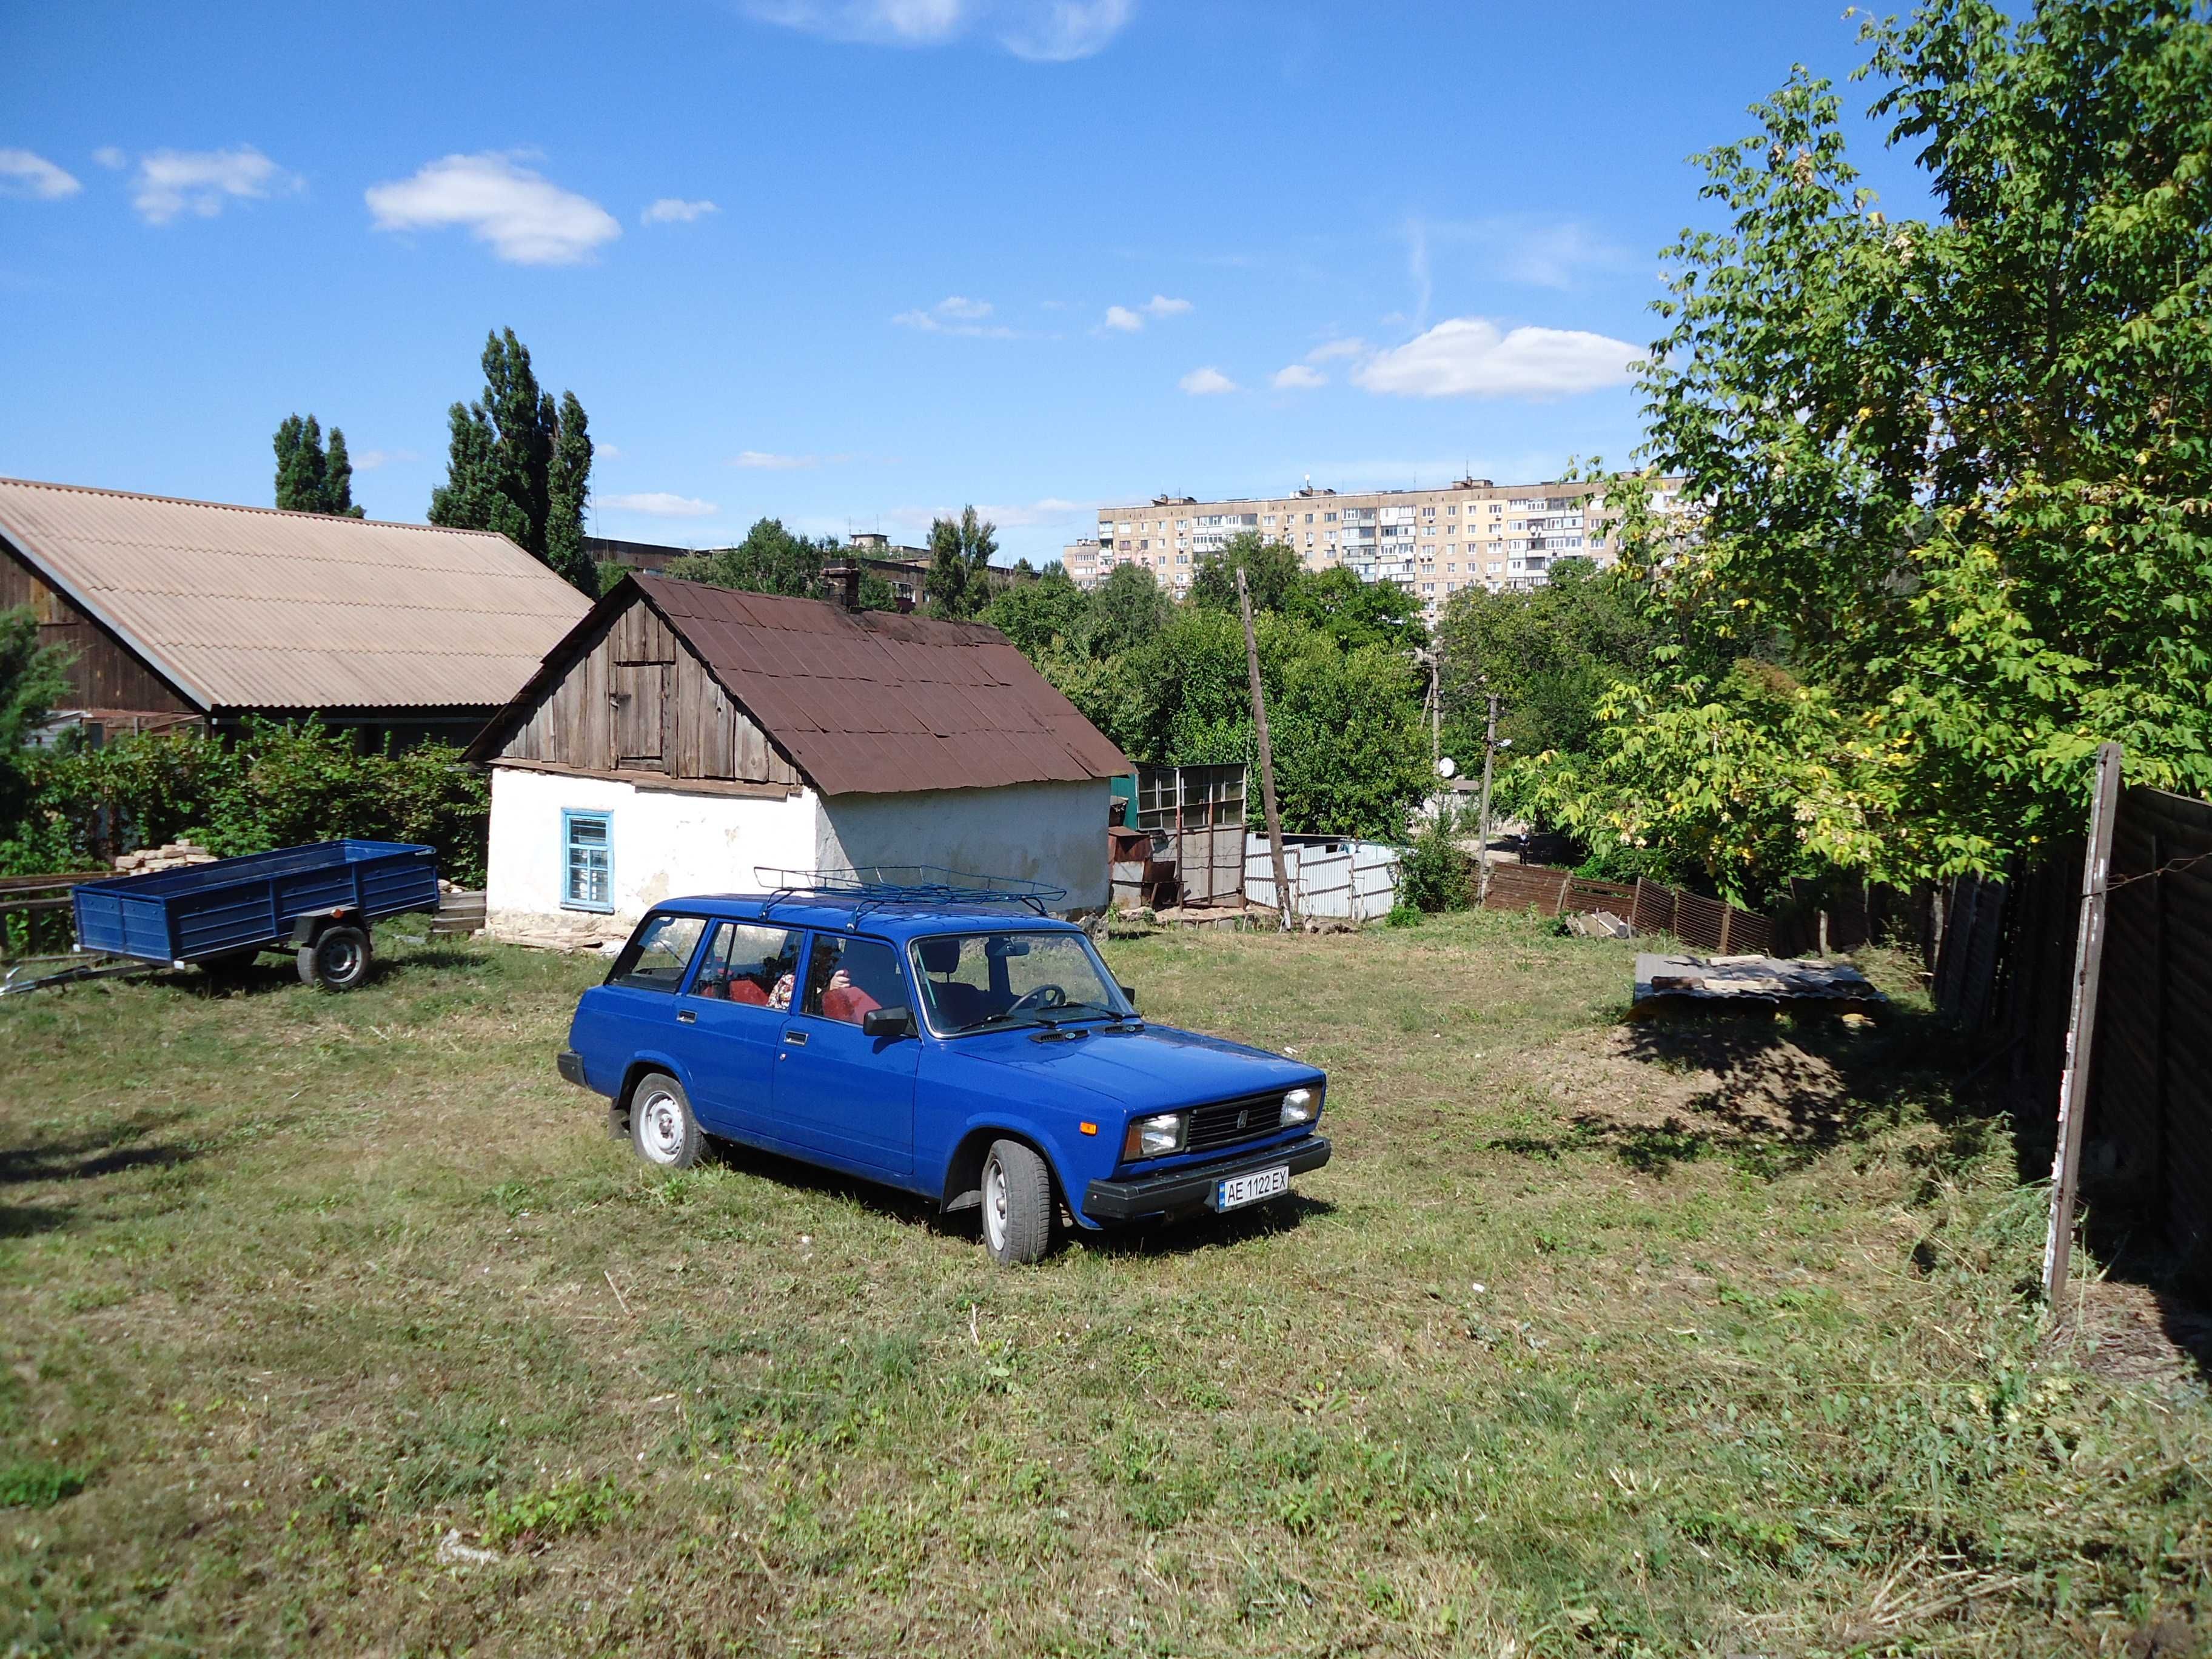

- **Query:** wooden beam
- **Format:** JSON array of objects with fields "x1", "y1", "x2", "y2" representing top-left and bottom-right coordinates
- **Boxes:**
[{"x1": 2043, "y1": 740, "x2": 2124, "y2": 1311}]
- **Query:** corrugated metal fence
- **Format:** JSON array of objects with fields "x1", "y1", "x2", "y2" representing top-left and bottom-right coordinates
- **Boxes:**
[
  {"x1": 1244, "y1": 836, "x2": 1401, "y2": 922},
  {"x1": 1481, "y1": 862, "x2": 1775, "y2": 955},
  {"x1": 1939, "y1": 786, "x2": 2212, "y2": 1279}
]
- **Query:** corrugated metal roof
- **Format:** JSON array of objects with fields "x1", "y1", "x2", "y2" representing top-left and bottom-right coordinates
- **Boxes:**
[
  {"x1": 492, "y1": 572, "x2": 1128, "y2": 795},
  {"x1": 0, "y1": 475, "x2": 592, "y2": 711}
]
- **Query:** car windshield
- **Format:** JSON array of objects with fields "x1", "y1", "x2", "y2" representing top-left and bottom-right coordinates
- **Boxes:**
[{"x1": 907, "y1": 931, "x2": 1130, "y2": 1034}]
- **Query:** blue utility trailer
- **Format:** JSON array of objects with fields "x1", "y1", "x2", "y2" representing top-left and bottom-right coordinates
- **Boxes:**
[{"x1": 49, "y1": 839, "x2": 440, "y2": 993}]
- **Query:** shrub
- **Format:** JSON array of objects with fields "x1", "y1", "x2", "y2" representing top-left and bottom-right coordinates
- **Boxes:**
[
  {"x1": 1, "y1": 718, "x2": 489, "y2": 887},
  {"x1": 1396, "y1": 809, "x2": 1473, "y2": 914}
]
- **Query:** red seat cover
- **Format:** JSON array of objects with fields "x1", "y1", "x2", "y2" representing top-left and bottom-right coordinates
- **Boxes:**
[
  {"x1": 726, "y1": 978, "x2": 769, "y2": 1007},
  {"x1": 821, "y1": 984, "x2": 881, "y2": 1024}
]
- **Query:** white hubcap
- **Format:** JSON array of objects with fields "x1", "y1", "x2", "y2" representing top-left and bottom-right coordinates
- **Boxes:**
[
  {"x1": 983, "y1": 1158, "x2": 1008, "y2": 1251},
  {"x1": 640, "y1": 1091, "x2": 684, "y2": 1164}
]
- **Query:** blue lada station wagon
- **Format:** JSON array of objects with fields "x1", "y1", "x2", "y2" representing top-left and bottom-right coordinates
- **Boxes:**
[{"x1": 555, "y1": 878, "x2": 1330, "y2": 1264}]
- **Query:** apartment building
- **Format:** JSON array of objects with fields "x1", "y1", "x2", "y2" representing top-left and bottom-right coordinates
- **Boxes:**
[{"x1": 1064, "y1": 475, "x2": 1687, "y2": 622}]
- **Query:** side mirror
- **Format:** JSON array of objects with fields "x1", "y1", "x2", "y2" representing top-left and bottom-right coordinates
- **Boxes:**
[
  {"x1": 862, "y1": 1004, "x2": 915, "y2": 1039},
  {"x1": 1118, "y1": 983, "x2": 1138, "y2": 1011}
]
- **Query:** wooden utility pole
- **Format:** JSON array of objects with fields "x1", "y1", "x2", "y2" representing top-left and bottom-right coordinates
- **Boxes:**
[
  {"x1": 1238, "y1": 568, "x2": 1293, "y2": 930},
  {"x1": 2043, "y1": 740, "x2": 2124, "y2": 1311},
  {"x1": 1475, "y1": 692, "x2": 1500, "y2": 907}
]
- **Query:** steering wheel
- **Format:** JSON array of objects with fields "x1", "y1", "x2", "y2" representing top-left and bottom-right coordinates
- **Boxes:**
[{"x1": 1008, "y1": 984, "x2": 1068, "y2": 1014}]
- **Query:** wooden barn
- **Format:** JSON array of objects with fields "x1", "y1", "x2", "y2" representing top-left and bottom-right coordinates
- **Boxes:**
[
  {"x1": 0, "y1": 475, "x2": 591, "y2": 749},
  {"x1": 465, "y1": 572, "x2": 1130, "y2": 943}
]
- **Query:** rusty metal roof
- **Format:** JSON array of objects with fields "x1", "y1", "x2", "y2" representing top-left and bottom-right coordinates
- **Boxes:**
[
  {"x1": 0, "y1": 475, "x2": 592, "y2": 711},
  {"x1": 485, "y1": 572, "x2": 1128, "y2": 795}
]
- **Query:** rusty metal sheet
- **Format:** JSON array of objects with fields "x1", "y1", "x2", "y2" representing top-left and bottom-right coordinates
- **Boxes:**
[{"x1": 596, "y1": 572, "x2": 1128, "y2": 796}]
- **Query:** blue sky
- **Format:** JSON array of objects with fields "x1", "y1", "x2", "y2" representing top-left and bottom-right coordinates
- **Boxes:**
[{"x1": 1, "y1": 1, "x2": 1932, "y2": 566}]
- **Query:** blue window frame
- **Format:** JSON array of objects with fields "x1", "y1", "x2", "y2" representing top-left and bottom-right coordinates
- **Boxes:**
[{"x1": 562, "y1": 810, "x2": 613, "y2": 912}]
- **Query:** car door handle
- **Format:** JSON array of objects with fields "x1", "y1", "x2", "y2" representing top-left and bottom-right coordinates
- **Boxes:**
[
  {"x1": 784, "y1": 1030, "x2": 808, "y2": 1047},
  {"x1": 677, "y1": 1009, "x2": 696, "y2": 1024}
]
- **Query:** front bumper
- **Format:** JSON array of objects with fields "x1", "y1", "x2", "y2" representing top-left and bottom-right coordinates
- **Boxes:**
[
  {"x1": 556, "y1": 1048, "x2": 587, "y2": 1088},
  {"x1": 1082, "y1": 1134, "x2": 1331, "y2": 1223}
]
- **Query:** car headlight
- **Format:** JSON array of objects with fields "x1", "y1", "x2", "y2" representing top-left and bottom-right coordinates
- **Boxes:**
[
  {"x1": 1122, "y1": 1112, "x2": 1188, "y2": 1159},
  {"x1": 1281, "y1": 1087, "x2": 1317, "y2": 1125}
]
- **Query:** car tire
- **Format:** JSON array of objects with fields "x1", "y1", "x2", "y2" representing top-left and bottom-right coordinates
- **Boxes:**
[
  {"x1": 980, "y1": 1138, "x2": 1051, "y2": 1266},
  {"x1": 298, "y1": 925, "x2": 372, "y2": 991},
  {"x1": 629, "y1": 1071, "x2": 704, "y2": 1170}
]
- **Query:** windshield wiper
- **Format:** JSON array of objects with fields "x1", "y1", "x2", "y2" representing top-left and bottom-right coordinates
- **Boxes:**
[
  {"x1": 952, "y1": 1010, "x2": 1048, "y2": 1034},
  {"x1": 1033, "y1": 1002, "x2": 1122, "y2": 1025}
]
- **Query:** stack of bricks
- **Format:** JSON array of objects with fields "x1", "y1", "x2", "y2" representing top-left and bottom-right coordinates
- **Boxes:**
[{"x1": 112, "y1": 840, "x2": 220, "y2": 875}]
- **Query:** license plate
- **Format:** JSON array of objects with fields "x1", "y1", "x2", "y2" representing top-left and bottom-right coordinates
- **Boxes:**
[{"x1": 1213, "y1": 1165, "x2": 1290, "y2": 1211}]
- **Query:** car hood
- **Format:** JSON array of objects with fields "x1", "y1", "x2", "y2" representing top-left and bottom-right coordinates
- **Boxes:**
[{"x1": 951, "y1": 1022, "x2": 1322, "y2": 1115}]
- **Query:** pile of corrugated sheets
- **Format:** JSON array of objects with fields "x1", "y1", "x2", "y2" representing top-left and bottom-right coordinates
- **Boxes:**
[{"x1": 1631, "y1": 952, "x2": 1883, "y2": 1016}]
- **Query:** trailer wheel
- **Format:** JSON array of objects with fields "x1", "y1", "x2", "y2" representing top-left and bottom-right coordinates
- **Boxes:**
[{"x1": 299, "y1": 925, "x2": 373, "y2": 991}]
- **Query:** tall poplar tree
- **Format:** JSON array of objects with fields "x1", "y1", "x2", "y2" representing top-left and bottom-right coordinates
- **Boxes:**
[
  {"x1": 925, "y1": 506, "x2": 999, "y2": 620},
  {"x1": 272, "y1": 414, "x2": 364, "y2": 517},
  {"x1": 429, "y1": 329, "x2": 596, "y2": 592}
]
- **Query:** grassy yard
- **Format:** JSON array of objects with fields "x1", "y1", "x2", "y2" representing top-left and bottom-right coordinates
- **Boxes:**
[{"x1": 1, "y1": 911, "x2": 2205, "y2": 1656}]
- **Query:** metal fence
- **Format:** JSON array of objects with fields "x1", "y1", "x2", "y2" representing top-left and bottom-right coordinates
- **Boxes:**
[
  {"x1": 1244, "y1": 835, "x2": 1401, "y2": 922},
  {"x1": 1939, "y1": 784, "x2": 2212, "y2": 1283},
  {"x1": 1479, "y1": 862, "x2": 1776, "y2": 956}
]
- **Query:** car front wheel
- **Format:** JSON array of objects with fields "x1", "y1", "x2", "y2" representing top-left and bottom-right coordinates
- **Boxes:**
[
  {"x1": 629, "y1": 1071, "x2": 703, "y2": 1170},
  {"x1": 980, "y1": 1138, "x2": 1051, "y2": 1265}
]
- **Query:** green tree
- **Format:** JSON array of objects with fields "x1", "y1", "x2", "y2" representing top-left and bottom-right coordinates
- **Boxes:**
[
  {"x1": 272, "y1": 415, "x2": 365, "y2": 517},
  {"x1": 925, "y1": 506, "x2": 999, "y2": 620},
  {"x1": 1541, "y1": 0, "x2": 2212, "y2": 900},
  {"x1": 666, "y1": 518, "x2": 833, "y2": 598},
  {"x1": 429, "y1": 329, "x2": 595, "y2": 592},
  {"x1": 0, "y1": 606, "x2": 72, "y2": 838},
  {"x1": 1435, "y1": 560, "x2": 1654, "y2": 765},
  {"x1": 1187, "y1": 531, "x2": 1302, "y2": 614},
  {"x1": 1079, "y1": 561, "x2": 1175, "y2": 660},
  {"x1": 1284, "y1": 564, "x2": 1429, "y2": 653},
  {"x1": 980, "y1": 562, "x2": 1087, "y2": 657}
]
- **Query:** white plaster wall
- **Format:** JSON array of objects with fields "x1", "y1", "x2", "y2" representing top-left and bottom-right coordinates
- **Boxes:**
[
  {"x1": 814, "y1": 780, "x2": 1109, "y2": 911},
  {"x1": 486, "y1": 766, "x2": 823, "y2": 941}
]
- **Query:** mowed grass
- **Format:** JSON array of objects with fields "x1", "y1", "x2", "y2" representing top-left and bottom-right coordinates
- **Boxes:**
[{"x1": 1, "y1": 911, "x2": 2206, "y2": 1657}]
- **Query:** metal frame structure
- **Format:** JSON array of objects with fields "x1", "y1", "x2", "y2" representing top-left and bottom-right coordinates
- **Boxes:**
[{"x1": 753, "y1": 866, "x2": 1068, "y2": 924}]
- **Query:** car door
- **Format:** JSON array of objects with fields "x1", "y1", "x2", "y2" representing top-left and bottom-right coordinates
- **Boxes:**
[
  {"x1": 770, "y1": 931, "x2": 920, "y2": 1180},
  {"x1": 591, "y1": 910, "x2": 711, "y2": 1088},
  {"x1": 676, "y1": 919, "x2": 803, "y2": 1141}
]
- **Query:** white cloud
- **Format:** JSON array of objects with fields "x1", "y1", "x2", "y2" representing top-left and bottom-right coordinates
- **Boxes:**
[
  {"x1": 601, "y1": 491, "x2": 719, "y2": 517},
  {"x1": 1102, "y1": 304, "x2": 1142, "y2": 332},
  {"x1": 1272, "y1": 364, "x2": 1326, "y2": 390},
  {"x1": 893, "y1": 295, "x2": 1014, "y2": 337},
  {"x1": 729, "y1": 450, "x2": 843, "y2": 469},
  {"x1": 366, "y1": 153, "x2": 619, "y2": 266},
  {"x1": 642, "y1": 197, "x2": 718, "y2": 224},
  {"x1": 130, "y1": 146, "x2": 298, "y2": 223},
  {"x1": 352, "y1": 447, "x2": 421, "y2": 471},
  {"x1": 1478, "y1": 218, "x2": 1629, "y2": 289},
  {"x1": 91, "y1": 146, "x2": 126, "y2": 170},
  {"x1": 1101, "y1": 292, "x2": 1189, "y2": 333},
  {"x1": 1352, "y1": 317, "x2": 1640, "y2": 399},
  {"x1": 1306, "y1": 337, "x2": 1366, "y2": 363},
  {"x1": 1179, "y1": 366, "x2": 1237, "y2": 396},
  {"x1": 1142, "y1": 293, "x2": 1191, "y2": 317},
  {"x1": 741, "y1": 0, "x2": 1131, "y2": 59},
  {"x1": 0, "y1": 149, "x2": 81, "y2": 200}
]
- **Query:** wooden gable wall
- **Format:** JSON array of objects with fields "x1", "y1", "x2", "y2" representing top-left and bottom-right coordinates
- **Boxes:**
[
  {"x1": 495, "y1": 595, "x2": 802, "y2": 792},
  {"x1": 1, "y1": 541, "x2": 196, "y2": 718}
]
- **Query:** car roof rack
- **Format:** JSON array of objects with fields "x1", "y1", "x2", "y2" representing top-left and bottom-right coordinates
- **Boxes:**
[{"x1": 753, "y1": 866, "x2": 1068, "y2": 922}]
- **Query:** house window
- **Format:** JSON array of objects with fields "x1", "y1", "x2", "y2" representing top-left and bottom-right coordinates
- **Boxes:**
[{"x1": 563, "y1": 810, "x2": 612, "y2": 911}]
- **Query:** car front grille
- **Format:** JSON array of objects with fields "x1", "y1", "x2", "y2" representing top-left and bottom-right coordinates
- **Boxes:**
[{"x1": 1186, "y1": 1090, "x2": 1288, "y2": 1154}]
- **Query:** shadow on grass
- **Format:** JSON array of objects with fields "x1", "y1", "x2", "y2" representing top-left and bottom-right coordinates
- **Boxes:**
[
  {"x1": 1076, "y1": 1191, "x2": 1336, "y2": 1260},
  {"x1": 182, "y1": 940, "x2": 491, "y2": 999},
  {"x1": 1495, "y1": 1001, "x2": 1996, "y2": 1181}
]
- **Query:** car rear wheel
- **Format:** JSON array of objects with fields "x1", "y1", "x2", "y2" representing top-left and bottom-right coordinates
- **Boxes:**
[
  {"x1": 980, "y1": 1138, "x2": 1051, "y2": 1265},
  {"x1": 630, "y1": 1071, "x2": 703, "y2": 1170},
  {"x1": 298, "y1": 925, "x2": 372, "y2": 991}
]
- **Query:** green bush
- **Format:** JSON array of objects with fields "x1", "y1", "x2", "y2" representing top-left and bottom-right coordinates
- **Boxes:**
[
  {"x1": 1395, "y1": 809, "x2": 1473, "y2": 913},
  {"x1": 1, "y1": 718, "x2": 490, "y2": 887}
]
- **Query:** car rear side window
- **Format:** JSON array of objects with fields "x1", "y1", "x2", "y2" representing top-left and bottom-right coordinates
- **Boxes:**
[
  {"x1": 802, "y1": 935, "x2": 903, "y2": 1025},
  {"x1": 694, "y1": 922, "x2": 800, "y2": 1007},
  {"x1": 608, "y1": 913, "x2": 706, "y2": 992}
]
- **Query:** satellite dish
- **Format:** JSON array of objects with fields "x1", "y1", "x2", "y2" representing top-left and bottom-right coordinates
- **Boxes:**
[{"x1": 1436, "y1": 756, "x2": 1457, "y2": 778}]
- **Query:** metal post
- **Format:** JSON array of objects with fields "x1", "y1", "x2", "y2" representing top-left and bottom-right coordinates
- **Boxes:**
[
  {"x1": 1475, "y1": 693, "x2": 1500, "y2": 907},
  {"x1": 1238, "y1": 569, "x2": 1293, "y2": 931},
  {"x1": 2043, "y1": 740, "x2": 2124, "y2": 1311}
]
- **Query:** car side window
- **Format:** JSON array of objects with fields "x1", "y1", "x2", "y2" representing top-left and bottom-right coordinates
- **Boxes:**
[
  {"x1": 608, "y1": 913, "x2": 706, "y2": 992},
  {"x1": 692, "y1": 922, "x2": 800, "y2": 1008},
  {"x1": 801, "y1": 935, "x2": 903, "y2": 1025}
]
